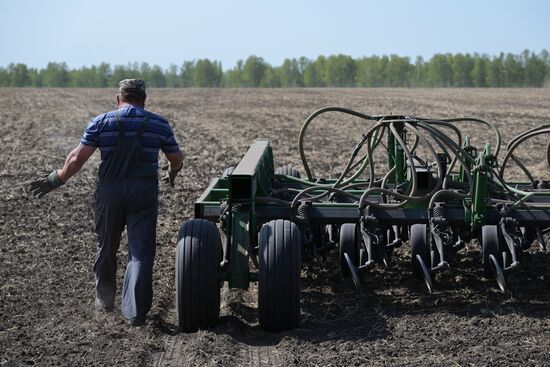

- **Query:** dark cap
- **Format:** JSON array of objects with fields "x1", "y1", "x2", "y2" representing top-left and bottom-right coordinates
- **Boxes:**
[{"x1": 118, "y1": 79, "x2": 146, "y2": 99}]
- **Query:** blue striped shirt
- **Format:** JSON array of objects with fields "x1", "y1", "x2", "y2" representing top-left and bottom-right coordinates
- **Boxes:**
[{"x1": 80, "y1": 105, "x2": 180, "y2": 168}]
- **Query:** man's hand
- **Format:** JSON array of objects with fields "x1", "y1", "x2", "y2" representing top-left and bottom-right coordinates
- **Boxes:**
[
  {"x1": 162, "y1": 162, "x2": 183, "y2": 188},
  {"x1": 29, "y1": 170, "x2": 65, "y2": 198}
]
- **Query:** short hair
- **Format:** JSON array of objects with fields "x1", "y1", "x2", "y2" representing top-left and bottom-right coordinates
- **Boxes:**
[{"x1": 118, "y1": 79, "x2": 146, "y2": 102}]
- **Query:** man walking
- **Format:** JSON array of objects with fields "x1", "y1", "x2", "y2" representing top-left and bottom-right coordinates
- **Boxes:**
[{"x1": 29, "y1": 79, "x2": 184, "y2": 325}]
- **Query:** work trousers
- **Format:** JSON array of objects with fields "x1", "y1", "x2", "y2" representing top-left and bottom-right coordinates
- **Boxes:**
[{"x1": 93, "y1": 179, "x2": 158, "y2": 321}]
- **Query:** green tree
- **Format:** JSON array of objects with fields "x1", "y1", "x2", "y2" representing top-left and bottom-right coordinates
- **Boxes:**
[
  {"x1": 148, "y1": 65, "x2": 166, "y2": 87},
  {"x1": 486, "y1": 53, "x2": 504, "y2": 87},
  {"x1": 124, "y1": 62, "x2": 164, "y2": 87},
  {"x1": 180, "y1": 61, "x2": 195, "y2": 87},
  {"x1": 193, "y1": 59, "x2": 222, "y2": 87},
  {"x1": 451, "y1": 53, "x2": 473, "y2": 87},
  {"x1": 110, "y1": 63, "x2": 141, "y2": 87},
  {"x1": 540, "y1": 49, "x2": 550, "y2": 85},
  {"x1": 303, "y1": 56, "x2": 325, "y2": 87},
  {"x1": 325, "y1": 54, "x2": 356, "y2": 87},
  {"x1": 139, "y1": 63, "x2": 152, "y2": 83},
  {"x1": 260, "y1": 65, "x2": 281, "y2": 87},
  {"x1": 0, "y1": 52, "x2": 547, "y2": 89},
  {"x1": 502, "y1": 53, "x2": 523, "y2": 87},
  {"x1": 225, "y1": 60, "x2": 243, "y2": 87},
  {"x1": 356, "y1": 56, "x2": 378, "y2": 87},
  {"x1": 28, "y1": 68, "x2": 41, "y2": 87},
  {"x1": 8, "y1": 63, "x2": 31, "y2": 86},
  {"x1": 412, "y1": 56, "x2": 426, "y2": 87},
  {"x1": 471, "y1": 54, "x2": 488, "y2": 87},
  {"x1": 241, "y1": 56, "x2": 267, "y2": 87},
  {"x1": 42, "y1": 62, "x2": 70, "y2": 87},
  {"x1": 427, "y1": 54, "x2": 453, "y2": 87},
  {"x1": 279, "y1": 58, "x2": 304, "y2": 87},
  {"x1": 165, "y1": 64, "x2": 180, "y2": 87},
  {"x1": 70, "y1": 65, "x2": 96, "y2": 87},
  {"x1": 95, "y1": 62, "x2": 111, "y2": 87},
  {"x1": 387, "y1": 55, "x2": 412, "y2": 87},
  {"x1": 111, "y1": 65, "x2": 127, "y2": 87},
  {"x1": 0, "y1": 67, "x2": 9, "y2": 87},
  {"x1": 524, "y1": 50, "x2": 546, "y2": 87}
]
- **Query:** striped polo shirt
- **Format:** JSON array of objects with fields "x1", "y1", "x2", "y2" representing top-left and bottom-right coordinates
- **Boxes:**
[{"x1": 80, "y1": 105, "x2": 180, "y2": 168}]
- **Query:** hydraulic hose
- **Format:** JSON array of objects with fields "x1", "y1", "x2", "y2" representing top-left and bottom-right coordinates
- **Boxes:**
[
  {"x1": 499, "y1": 128, "x2": 550, "y2": 182},
  {"x1": 416, "y1": 122, "x2": 473, "y2": 194},
  {"x1": 293, "y1": 108, "x2": 511, "y2": 213},
  {"x1": 438, "y1": 117, "x2": 501, "y2": 157},
  {"x1": 298, "y1": 107, "x2": 376, "y2": 181},
  {"x1": 290, "y1": 186, "x2": 361, "y2": 208},
  {"x1": 358, "y1": 121, "x2": 442, "y2": 209}
]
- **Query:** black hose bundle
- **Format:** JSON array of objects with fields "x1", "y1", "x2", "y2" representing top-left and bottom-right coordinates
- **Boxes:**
[
  {"x1": 292, "y1": 107, "x2": 502, "y2": 209},
  {"x1": 267, "y1": 106, "x2": 550, "y2": 212}
]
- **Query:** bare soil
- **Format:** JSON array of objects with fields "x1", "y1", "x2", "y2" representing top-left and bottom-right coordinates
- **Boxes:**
[{"x1": 1, "y1": 88, "x2": 550, "y2": 366}]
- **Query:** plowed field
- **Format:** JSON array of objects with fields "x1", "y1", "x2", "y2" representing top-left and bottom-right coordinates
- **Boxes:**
[{"x1": 1, "y1": 88, "x2": 550, "y2": 366}]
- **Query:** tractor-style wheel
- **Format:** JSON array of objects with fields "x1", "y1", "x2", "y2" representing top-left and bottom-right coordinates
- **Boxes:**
[
  {"x1": 410, "y1": 224, "x2": 430, "y2": 279},
  {"x1": 176, "y1": 219, "x2": 222, "y2": 332},
  {"x1": 275, "y1": 165, "x2": 301, "y2": 178},
  {"x1": 481, "y1": 225, "x2": 501, "y2": 277},
  {"x1": 339, "y1": 223, "x2": 360, "y2": 277},
  {"x1": 258, "y1": 219, "x2": 302, "y2": 332}
]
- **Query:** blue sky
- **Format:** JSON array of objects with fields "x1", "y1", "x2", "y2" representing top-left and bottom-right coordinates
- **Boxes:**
[{"x1": 0, "y1": 0, "x2": 548, "y2": 70}]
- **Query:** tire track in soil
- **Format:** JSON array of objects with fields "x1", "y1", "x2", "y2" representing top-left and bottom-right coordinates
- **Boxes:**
[
  {"x1": 243, "y1": 344, "x2": 277, "y2": 367},
  {"x1": 152, "y1": 287, "x2": 236, "y2": 367},
  {"x1": 154, "y1": 285, "x2": 282, "y2": 367},
  {"x1": 234, "y1": 285, "x2": 281, "y2": 367},
  {"x1": 152, "y1": 338, "x2": 177, "y2": 367}
]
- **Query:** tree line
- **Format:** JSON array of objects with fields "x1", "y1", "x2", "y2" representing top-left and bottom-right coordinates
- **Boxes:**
[{"x1": 1, "y1": 50, "x2": 549, "y2": 88}]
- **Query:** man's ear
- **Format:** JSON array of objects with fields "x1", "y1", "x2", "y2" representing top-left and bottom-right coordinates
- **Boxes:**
[{"x1": 115, "y1": 94, "x2": 120, "y2": 106}]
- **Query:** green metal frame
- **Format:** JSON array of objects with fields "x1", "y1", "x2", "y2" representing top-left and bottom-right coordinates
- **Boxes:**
[
  {"x1": 192, "y1": 132, "x2": 548, "y2": 290},
  {"x1": 387, "y1": 122, "x2": 406, "y2": 185},
  {"x1": 470, "y1": 144, "x2": 494, "y2": 230},
  {"x1": 219, "y1": 140, "x2": 275, "y2": 289}
]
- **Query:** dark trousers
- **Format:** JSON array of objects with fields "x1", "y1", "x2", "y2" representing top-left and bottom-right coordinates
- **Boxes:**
[{"x1": 93, "y1": 179, "x2": 158, "y2": 320}]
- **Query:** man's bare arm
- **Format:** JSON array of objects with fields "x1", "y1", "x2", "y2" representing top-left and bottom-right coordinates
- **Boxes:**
[
  {"x1": 57, "y1": 144, "x2": 97, "y2": 182},
  {"x1": 29, "y1": 143, "x2": 96, "y2": 198},
  {"x1": 164, "y1": 150, "x2": 184, "y2": 171}
]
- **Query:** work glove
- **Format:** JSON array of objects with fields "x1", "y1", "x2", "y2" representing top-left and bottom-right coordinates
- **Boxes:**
[
  {"x1": 162, "y1": 162, "x2": 183, "y2": 188},
  {"x1": 28, "y1": 170, "x2": 64, "y2": 198}
]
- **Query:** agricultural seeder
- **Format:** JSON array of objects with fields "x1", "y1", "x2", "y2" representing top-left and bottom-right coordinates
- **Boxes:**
[{"x1": 175, "y1": 107, "x2": 550, "y2": 333}]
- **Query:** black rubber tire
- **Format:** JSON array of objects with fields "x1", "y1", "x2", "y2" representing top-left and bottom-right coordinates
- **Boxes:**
[
  {"x1": 275, "y1": 165, "x2": 301, "y2": 179},
  {"x1": 222, "y1": 166, "x2": 235, "y2": 178},
  {"x1": 410, "y1": 224, "x2": 429, "y2": 279},
  {"x1": 340, "y1": 223, "x2": 359, "y2": 277},
  {"x1": 481, "y1": 225, "x2": 500, "y2": 277},
  {"x1": 258, "y1": 219, "x2": 302, "y2": 332},
  {"x1": 176, "y1": 219, "x2": 222, "y2": 332}
]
